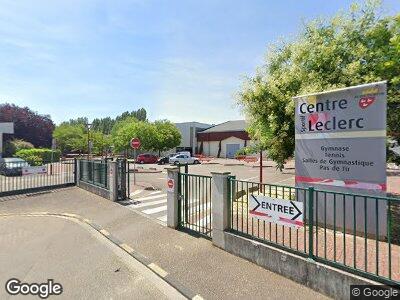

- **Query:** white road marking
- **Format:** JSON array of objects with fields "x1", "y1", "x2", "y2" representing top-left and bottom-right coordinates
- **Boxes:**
[
  {"x1": 242, "y1": 176, "x2": 258, "y2": 181},
  {"x1": 149, "y1": 190, "x2": 162, "y2": 195},
  {"x1": 129, "y1": 199, "x2": 167, "y2": 208},
  {"x1": 142, "y1": 205, "x2": 167, "y2": 215},
  {"x1": 134, "y1": 194, "x2": 166, "y2": 201},
  {"x1": 195, "y1": 215, "x2": 211, "y2": 226},
  {"x1": 157, "y1": 215, "x2": 167, "y2": 222},
  {"x1": 157, "y1": 177, "x2": 166, "y2": 180},
  {"x1": 130, "y1": 190, "x2": 144, "y2": 197}
]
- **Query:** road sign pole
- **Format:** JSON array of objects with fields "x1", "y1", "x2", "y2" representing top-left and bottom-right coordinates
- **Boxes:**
[{"x1": 133, "y1": 148, "x2": 136, "y2": 185}]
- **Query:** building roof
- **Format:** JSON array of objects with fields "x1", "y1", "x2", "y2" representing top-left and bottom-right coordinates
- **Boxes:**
[{"x1": 200, "y1": 120, "x2": 248, "y2": 133}]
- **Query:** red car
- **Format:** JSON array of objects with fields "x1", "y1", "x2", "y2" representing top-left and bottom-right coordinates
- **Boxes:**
[{"x1": 136, "y1": 154, "x2": 158, "y2": 164}]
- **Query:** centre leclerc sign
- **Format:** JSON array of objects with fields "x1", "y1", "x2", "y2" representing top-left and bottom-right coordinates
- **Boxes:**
[{"x1": 293, "y1": 81, "x2": 387, "y2": 236}]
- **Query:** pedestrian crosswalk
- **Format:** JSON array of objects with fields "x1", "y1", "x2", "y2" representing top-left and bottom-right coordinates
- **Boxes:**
[
  {"x1": 125, "y1": 189, "x2": 211, "y2": 229},
  {"x1": 125, "y1": 189, "x2": 169, "y2": 223}
]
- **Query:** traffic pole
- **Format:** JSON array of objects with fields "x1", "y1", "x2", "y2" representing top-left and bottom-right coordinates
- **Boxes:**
[{"x1": 133, "y1": 148, "x2": 136, "y2": 185}]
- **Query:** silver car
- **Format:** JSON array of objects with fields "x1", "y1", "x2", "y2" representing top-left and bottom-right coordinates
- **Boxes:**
[{"x1": 169, "y1": 154, "x2": 200, "y2": 165}]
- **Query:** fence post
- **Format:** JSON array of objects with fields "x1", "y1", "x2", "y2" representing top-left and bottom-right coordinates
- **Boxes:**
[
  {"x1": 211, "y1": 172, "x2": 231, "y2": 249},
  {"x1": 308, "y1": 186, "x2": 314, "y2": 260},
  {"x1": 167, "y1": 167, "x2": 180, "y2": 229},
  {"x1": 75, "y1": 158, "x2": 79, "y2": 186},
  {"x1": 108, "y1": 161, "x2": 118, "y2": 202}
]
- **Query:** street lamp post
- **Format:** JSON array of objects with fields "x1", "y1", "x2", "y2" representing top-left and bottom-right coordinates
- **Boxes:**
[{"x1": 86, "y1": 123, "x2": 92, "y2": 160}]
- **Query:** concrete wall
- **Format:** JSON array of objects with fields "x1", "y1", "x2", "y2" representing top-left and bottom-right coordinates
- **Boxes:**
[
  {"x1": 77, "y1": 180, "x2": 110, "y2": 199},
  {"x1": 223, "y1": 232, "x2": 376, "y2": 300}
]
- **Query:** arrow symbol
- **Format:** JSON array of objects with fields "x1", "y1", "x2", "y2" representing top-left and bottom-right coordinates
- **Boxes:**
[
  {"x1": 290, "y1": 201, "x2": 302, "y2": 220},
  {"x1": 251, "y1": 195, "x2": 260, "y2": 211}
]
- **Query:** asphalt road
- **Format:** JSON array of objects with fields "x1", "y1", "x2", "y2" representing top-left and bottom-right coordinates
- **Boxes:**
[
  {"x1": 133, "y1": 161, "x2": 295, "y2": 193},
  {"x1": 0, "y1": 214, "x2": 185, "y2": 299}
]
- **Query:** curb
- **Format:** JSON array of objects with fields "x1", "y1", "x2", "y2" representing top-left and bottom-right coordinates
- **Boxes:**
[{"x1": 0, "y1": 212, "x2": 203, "y2": 300}]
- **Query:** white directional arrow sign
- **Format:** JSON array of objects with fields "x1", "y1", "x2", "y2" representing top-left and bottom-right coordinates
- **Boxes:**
[{"x1": 249, "y1": 195, "x2": 304, "y2": 228}]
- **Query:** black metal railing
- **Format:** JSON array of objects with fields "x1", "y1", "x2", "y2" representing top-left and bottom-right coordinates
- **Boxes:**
[
  {"x1": 79, "y1": 160, "x2": 108, "y2": 189},
  {"x1": 179, "y1": 173, "x2": 212, "y2": 238},
  {"x1": 228, "y1": 177, "x2": 400, "y2": 285},
  {"x1": 0, "y1": 159, "x2": 76, "y2": 196}
]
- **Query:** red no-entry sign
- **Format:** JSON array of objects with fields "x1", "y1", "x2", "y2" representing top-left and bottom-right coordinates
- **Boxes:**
[
  {"x1": 130, "y1": 138, "x2": 141, "y2": 149},
  {"x1": 167, "y1": 178, "x2": 174, "y2": 192}
]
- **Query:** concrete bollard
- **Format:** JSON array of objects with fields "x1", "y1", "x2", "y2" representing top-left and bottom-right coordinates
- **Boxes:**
[
  {"x1": 167, "y1": 167, "x2": 179, "y2": 229},
  {"x1": 211, "y1": 172, "x2": 231, "y2": 249}
]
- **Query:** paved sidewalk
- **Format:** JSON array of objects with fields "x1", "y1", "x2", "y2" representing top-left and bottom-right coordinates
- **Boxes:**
[{"x1": 0, "y1": 187, "x2": 329, "y2": 299}]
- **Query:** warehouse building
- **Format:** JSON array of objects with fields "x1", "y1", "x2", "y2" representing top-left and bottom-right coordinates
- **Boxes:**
[
  {"x1": 196, "y1": 120, "x2": 251, "y2": 158},
  {"x1": 174, "y1": 122, "x2": 212, "y2": 155}
]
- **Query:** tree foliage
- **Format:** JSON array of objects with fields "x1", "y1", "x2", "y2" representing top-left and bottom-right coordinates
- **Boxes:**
[
  {"x1": 111, "y1": 118, "x2": 181, "y2": 153},
  {"x1": 237, "y1": 2, "x2": 400, "y2": 170},
  {"x1": 0, "y1": 103, "x2": 54, "y2": 148},
  {"x1": 153, "y1": 120, "x2": 181, "y2": 155},
  {"x1": 53, "y1": 124, "x2": 86, "y2": 154}
]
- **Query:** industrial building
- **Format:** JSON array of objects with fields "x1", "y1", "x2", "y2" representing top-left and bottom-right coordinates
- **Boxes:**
[
  {"x1": 174, "y1": 122, "x2": 212, "y2": 155},
  {"x1": 196, "y1": 120, "x2": 251, "y2": 158}
]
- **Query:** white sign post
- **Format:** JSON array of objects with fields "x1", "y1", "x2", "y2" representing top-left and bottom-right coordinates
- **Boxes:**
[
  {"x1": 0, "y1": 122, "x2": 14, "y2": 158},
  {"x1": 249, "y1": 195, "x2": 304, "y2": 228}
]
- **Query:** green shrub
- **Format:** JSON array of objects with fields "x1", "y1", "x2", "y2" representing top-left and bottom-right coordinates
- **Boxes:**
[
  {"x1": 24, "y1": 155, "x2": 43, "y2": 166},
  {"x1": 4, "y1": 139, "x2": 34, "y2": 156},
  {"x1": 15, "y1": 148, "x2": 61, "y2": 165}
]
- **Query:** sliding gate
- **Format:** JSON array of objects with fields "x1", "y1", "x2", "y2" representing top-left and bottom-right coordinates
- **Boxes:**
[{"x1": 178, "y1": 172, "x2": 212, "y2": 238}]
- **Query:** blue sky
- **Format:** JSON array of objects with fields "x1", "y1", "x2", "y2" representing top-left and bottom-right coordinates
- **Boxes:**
[{"x1": 0, "y1": 0, "x2": 399, "y2": 125}]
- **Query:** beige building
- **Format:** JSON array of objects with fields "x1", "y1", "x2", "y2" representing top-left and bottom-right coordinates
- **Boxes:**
[{"x1": 196, "y1": 120, "x2": 251, "y2": 158}]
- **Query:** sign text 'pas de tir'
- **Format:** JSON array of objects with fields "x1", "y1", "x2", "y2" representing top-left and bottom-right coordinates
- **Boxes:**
[
  {"x1": 249, "y1": 195, "x2": 303, "y2": 228},
  {"x1": 294, "y1": 81, "x2": 387, "y2": 191}
]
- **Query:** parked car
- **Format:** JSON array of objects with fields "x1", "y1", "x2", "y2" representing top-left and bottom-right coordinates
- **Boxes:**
[
  {"x1": 0, "y1": 158, "x2": 30, "y2": 176},
  {"x1": 157, "y1": 156, "x2": 169, "y2": 165},
  {"x1": 177, "y1": 151, "x2": 191, "y2": 157},
  {"x1": 169, "y1": 154, "x2": 200, "y2": 165},
  {"x1": 157, "y1": 153, "x2": 178, "y2": 165},
  {"x1": 136, "y1": 154, "x2": 158, "y2": 164}
]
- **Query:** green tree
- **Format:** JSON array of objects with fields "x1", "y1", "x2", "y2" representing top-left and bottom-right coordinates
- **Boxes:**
[
  {"x1": 111, "y1": 119, "x2": 157, "y2": 152},
  {"x1": 153, "y1": 120, "x2": 181, "y2": 155},
  {"x1": 90, "y1": 131, "x2": 112, "y2": 155},
  {"x1": 237, "y1": 2, "x2": 400, "y2": 170},
  {"x1": 53, "y1": 124, "x2": 86, "y2": 154}
]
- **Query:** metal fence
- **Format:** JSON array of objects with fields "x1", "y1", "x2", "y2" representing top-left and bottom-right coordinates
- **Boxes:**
[
  {"x1": 178, "y1": 173, "x2": 212, "y2": 238},
  {"x1": 228, "y1": 177, "x2": 400, "y2": 285},
  {"x1": 0, "y1": 160, "x2": 76, "y2": 196},
  {"x1": 79, "y1": 160, "x2": 108, "y2": 189}
]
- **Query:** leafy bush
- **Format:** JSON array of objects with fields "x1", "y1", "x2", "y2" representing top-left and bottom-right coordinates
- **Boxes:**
[
  {"x1": 15, "y1": 148, "x2": 61, "y2": 165},
  {"x1": 3, "y1": 139, "x2": 34, "y2": 156},
  {"x1": 24, "y1": 155, "x2": 43, "y2": 166},
  {"x1": 235, "y1": 146, "x2": 258, "y2": 157}
]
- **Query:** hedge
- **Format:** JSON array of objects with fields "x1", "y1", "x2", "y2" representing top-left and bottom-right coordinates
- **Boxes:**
[{"x1": 15, "y1": 149, "x2": 61, "y2": 166}]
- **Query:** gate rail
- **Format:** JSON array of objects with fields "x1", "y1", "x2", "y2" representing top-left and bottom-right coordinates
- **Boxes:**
[
  {"x1": 178, "y1": 172, "x2": 212, "y2": 238},
  {"x1": 228, "y1": 177, "x2": 400, "y2": 286},
  {"x1": 0, "y1": 159, "x2": 76, "y2": 196}
]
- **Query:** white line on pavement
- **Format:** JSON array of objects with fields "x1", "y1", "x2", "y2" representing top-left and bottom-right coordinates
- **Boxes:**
[
  {"x1": 242, "y1": 176, "x2": 258, "y2": 181},
  {"x1": 130, "y1": 190, "x2": 144, "y2": 197},
  {"x1": 149, "y1": 190, "x2": 162, "y2": 195},
  {"x1": 195, "y1": 215, "x2": 211, "y2": 226},
  {"x1": 134, "y1": 194, "x2": 167, "y2": 201},
  {"x1": 157, "y1": 215, "x2": 167, "y2": 222},
  {"x1": 142, "y1": 205, "x2": 167, "y2": 215},
  {"x1": 157, "y1": 177, "x2": 166, "y2": 180},
  {"x1": 129, "y1": 199, "x2": 167, "y2": 208}
]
